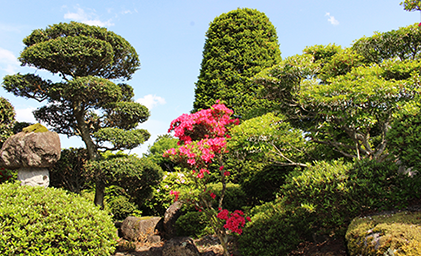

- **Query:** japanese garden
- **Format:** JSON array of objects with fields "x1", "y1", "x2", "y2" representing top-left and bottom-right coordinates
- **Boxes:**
[{"x1": 2, "y1": 1, "x2": 421, "y2": 255}]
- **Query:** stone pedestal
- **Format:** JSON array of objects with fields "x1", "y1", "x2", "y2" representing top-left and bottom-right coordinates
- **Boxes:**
[
  {"x1": 0, "y1": 124, "x2": 60, "y2": 188},
  {"x1": 17, "y1": 167, "x2": 50, "y2": 188}
]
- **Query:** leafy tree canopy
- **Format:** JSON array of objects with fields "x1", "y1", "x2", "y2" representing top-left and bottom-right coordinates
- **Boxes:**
[
  {"x1": 401, "y1": 0, "x2": 421, "y2": 12},
  {"x1": 2, "y1": 22, "x2": 150, "y2": 208},
  {"x1": 144, "y1": 134, "x2": 179, "y2": 172},
  {"x1": 254, "y1": 24, "x2": 421, "y2": 162}
]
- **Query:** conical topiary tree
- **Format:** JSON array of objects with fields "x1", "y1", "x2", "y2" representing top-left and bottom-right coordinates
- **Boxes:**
[{"x1": 193, "y1": 8, "x2": 282, "y2": 118}]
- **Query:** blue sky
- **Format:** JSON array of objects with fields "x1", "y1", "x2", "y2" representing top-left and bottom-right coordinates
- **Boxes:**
[{"x1": 0, "y1": 0, "x2": 418, "y2": 156}]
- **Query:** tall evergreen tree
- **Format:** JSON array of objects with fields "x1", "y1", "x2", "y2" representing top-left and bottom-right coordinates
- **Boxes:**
[{"x1": 192, "y1": 8, "x2": 281, "y2": 118}]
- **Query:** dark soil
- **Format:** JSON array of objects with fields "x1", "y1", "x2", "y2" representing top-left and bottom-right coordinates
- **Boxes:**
[
  {"x1": 113, "y1": 234, "x2": 348, "y2": 256},
  {"x1": 113, "y1": 201, "x2": 421, "y2": 256}
]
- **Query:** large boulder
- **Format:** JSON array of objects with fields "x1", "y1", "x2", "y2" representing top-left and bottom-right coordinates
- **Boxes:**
[
  {"x1": 162, "y1": 237, "x2": 200, "y2": 256},
  {"x1": 0, "y1": 126, "x2": 61, "y2": 169},
  {"x1": 163, "y1": 201, "x2": 183, "y2": 239},
  {"x1": 120, "y1": 216, "x2": 163, "y2": 243},
  {"x1": 346, "y1": 210, "x2": 421, "y2": 255}
]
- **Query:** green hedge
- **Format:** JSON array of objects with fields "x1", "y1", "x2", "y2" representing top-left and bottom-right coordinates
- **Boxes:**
[
  {"x1": 0, "y1": 182, "x2": 117, "y2": 255},
  {"x1": 239, "y1": 159, "x2": 421, "y2": 256}
]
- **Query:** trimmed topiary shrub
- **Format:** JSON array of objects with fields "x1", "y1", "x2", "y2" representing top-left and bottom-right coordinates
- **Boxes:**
[
  {"x1": 0, "y1": 182, "x2": 117, "y2": 255},
  {"x1": 175, "y1": 211, "x2": 211, "y2": 238},
  {"x1": 240, "y1": 159, "x2": 421, "y2": 255},
  {"x1": 105, "y1": 185, "x2": 142, "y2": 221},
  {"x1": 238, "y1": 199, "x2": 313, "y2": 256}
]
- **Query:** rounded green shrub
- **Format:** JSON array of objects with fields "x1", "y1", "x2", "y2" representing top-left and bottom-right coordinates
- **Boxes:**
[
  {"x1": 105, "y1": 185, "x2": 141, "y2": 221},
  {"x1": 175, "y1": 211, "x2": 211, "y2": 238},
  {"x1": 0, "y1": 182, "x2": 117, "y2": 255},
  {"x1": 238, "y1": 199, "x2": 313, "y2": 256},
  {"x1": 205, "y1": 182, "x2": 247, "y2": 211}
]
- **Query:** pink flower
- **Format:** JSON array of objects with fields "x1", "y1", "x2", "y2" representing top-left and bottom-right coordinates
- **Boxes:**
[
  {"x1": 217, "y1": 209, "x2": 230, "y2": 220},
  {"x1": 169, "y1": 190, "x2": 180, "y2": 201},
  {"x1": 223, "y1": 171, "x2": 230, "y2": 176},
  {"x1": 210, "y1": 192, "x2": 216, "y2": 199}
]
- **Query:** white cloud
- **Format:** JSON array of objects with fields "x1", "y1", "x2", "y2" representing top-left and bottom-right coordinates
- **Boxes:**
[
  {"x1": 121, "y1": 9, "x2": 138, "y2": 15},
  {"x1": 136, "y1": 94, "x2": 166, "y2": 110},
  {"x1": 15, "y1": 107, "x2": 37, "y2": 123},
  {"x1": 325, "y1": 12, "x2": 339, "y2": 26},
  {"x1": 64, "y1": 6, "x2": 114, "y2": 27},
  {"x1": 0, "y1": 47, "x2": 19, "y2": 74}
]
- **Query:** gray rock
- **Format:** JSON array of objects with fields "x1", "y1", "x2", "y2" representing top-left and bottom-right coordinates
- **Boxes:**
[
  {"x1": 162, "y1": 237, "x2": 200, "y2": 256},
  {"x1": 163, "y1": 201, "x2": 183, "y2": 239},
  {"x1": 121, "y1": 216, "x2": 162, "y2": 242},
  {"x1": 0, "y1": 131, "x2": 61, "y2": 169}
]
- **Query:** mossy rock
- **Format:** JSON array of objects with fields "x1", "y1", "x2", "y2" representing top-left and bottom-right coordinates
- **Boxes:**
[
  {"x1": 22, "y1": 123, "x2": 48, "y2": 133},
  {"x1": 345, "y1": 211, "x2": 421, "y2": 255}
]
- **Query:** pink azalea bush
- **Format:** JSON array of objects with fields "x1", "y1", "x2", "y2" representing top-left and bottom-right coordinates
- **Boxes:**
[{"x1": 163, "y1": 102, "x2": 250, "y2": 255}]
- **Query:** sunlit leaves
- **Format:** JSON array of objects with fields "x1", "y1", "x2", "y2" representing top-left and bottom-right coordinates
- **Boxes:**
[
  {"x1": 193, "y1": 8, "x2": 281, "y2": 118},
  {"x1": 352, "y1": 23, "x2": 421, "y2": 63},
  {"x1": 228, "y1": 113, "x2": 307, "y2": 166},
  {"x1": 0, "y1": 97, "x2": 15, "y2": 147},
  {"x1": 104, "y1": 102, "x2": 150, "y2": 130},
  {"x1": 20, "y1": 35, "x2": 114, "y2": 78},
  {"x1": 94, "y1": 128, "x2": 150, "y2": 150},
  {"x1": 21, "y1": 21, "x2": 140, "y2": 80}
]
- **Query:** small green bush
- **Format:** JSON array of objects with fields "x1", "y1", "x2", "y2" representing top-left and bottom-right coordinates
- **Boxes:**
[
  {"x1": 175, "y1": 211, "x2": 211, "y2": 238},
  {"x1": 205, "y1": 182, "x2": 247, "y2": 211},
  {"x1": 239, "y1": 163, "x2": 293, "y2": 204},
  {"x1": 238, "y1": 199, "x2": 313, "y2": 256},
  {"x1": 140, "y1": 170, "x2": 191, "y2": 216},
  {"x1": 105, "y1": 185, "x2": 141, "y2": 221},
  {"x1": 50, "y1": 147, "x2": 91, "y2": 194},
  {"x1": 0, "y1": 182, "x2": 117, "y2": 255}
]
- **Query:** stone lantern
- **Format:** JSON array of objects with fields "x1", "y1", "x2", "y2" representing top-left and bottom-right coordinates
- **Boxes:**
[{"x1": 0, "y1": 123, "x2": 61, "y2": 187}]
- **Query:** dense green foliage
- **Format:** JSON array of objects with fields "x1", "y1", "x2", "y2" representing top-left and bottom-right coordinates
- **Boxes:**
[
  {"x1": 254, "y1": 25, "x2": 421, "y2": 162},
  {"x1": 0, "y1": 97, "x2": 15, "y2": 148},
  {"x1": 0, "y1": 182, "x2": 117, "y2": 255},
  {"x1": 50, "y1": 148, "x2": 90, "y2": 194},
  {"x1": 85, "y1": 151, "x2": 163, "y2": 209},
  {"x1": 175, "y1": 211, "x2": 211, "y2": 238},
  {"x1": 387, "y1": 101, "x2": 421, "y2": 172},
  {"x1": 2, "y1": 21, "x2": 151, "y2": 208},
  {"x1": 238, "y1": 201, "x2": 313, "y2": 256},
  {"x1": 104, "y1": 185, "x2": 142, "y2": 221},
  {"x1": 193, "y1": 8, "x2": 281, "y2": 118},
  {"x1": 239, "y1": 159, "x2": 421, "y2": 255},
  {"x1": 144, "y1": 134, "x2": 179, "y2": 172}
]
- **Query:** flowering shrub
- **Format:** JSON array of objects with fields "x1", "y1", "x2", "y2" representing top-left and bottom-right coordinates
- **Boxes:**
[
  {"x1": 163, "y1": 102, "x2": 249, "y2": 256},
  {"x1": 217, "y1": 209, "x2": 251, "y2": 234}
]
